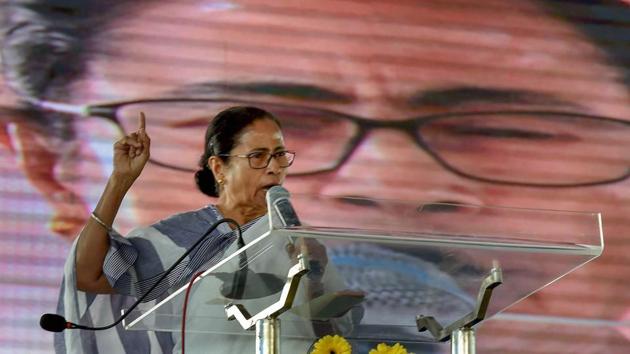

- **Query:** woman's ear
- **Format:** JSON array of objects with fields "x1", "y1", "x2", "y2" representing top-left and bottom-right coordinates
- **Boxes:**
[{"x1": 208, "y1": 156, "x2": 224, "y2": 183}]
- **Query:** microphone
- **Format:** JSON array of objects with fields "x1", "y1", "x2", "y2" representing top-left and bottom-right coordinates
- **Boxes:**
[
  {"x1": 40, "y1": 313, "x2": 70, "y2": 332},
  {"x1": 267, "y1": 186, "x2": 323, "y2": 281},
  {"x1": 40, "y1": 218, "x2": 240, "y2": 332},
  {"x1": 267, "y1": 185, "x2": 302, "y2": 227},
  {"x1": 267, "y1": 187, "x2": 332, "y2": 336},
  {"x1": 216, "y1": 186, "x2": 302, "y2": 299}
]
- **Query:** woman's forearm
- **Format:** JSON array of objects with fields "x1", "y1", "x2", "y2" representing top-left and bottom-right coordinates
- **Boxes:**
[{"x1": 75, "y1": 174, "x2": 133, "y2": 293}]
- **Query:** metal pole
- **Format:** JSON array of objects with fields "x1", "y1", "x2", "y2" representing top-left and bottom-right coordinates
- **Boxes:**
[
  {"x1": 451, "y1": 327, "x2": 475, "y2": 354},
  {"x1": 256, "y1": 317, "x2": 280, "y2": 354}
]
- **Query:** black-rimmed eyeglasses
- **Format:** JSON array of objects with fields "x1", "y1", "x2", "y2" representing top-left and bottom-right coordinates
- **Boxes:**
[
  {"x1": 217, "y1": 150, "x2": 295, "y2": 169},
  {"x1": 31, "y1": 97, "x2": 630, "y2": 188}
]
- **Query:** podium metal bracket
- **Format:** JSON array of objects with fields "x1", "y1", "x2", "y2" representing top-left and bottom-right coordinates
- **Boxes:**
[
  {"x1": 224, "y1": 254, "x2": 309, "y2": 330},
  {"x1": 416, "y1": 266, "x2": 503, "y2": 353}
]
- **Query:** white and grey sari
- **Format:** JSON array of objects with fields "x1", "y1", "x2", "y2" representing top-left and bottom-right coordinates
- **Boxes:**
[{"x1": 53, "y1": 205, "x2": 260, "y2": 353}]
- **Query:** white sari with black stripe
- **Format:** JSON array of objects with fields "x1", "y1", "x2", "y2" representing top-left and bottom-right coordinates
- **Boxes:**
[{"x1": 54, "y1": 205, "x2": 260, "y2": 353}]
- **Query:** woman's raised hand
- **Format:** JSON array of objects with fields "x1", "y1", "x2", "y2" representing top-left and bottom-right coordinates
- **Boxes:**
[{"x1": 112, "y1": 112, "x2": 151, "y2": 184}]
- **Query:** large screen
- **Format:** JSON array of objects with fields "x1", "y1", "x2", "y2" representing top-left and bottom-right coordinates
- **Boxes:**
[{"x1": 1, "y1": 1, "x2": 629, "y2": 352}]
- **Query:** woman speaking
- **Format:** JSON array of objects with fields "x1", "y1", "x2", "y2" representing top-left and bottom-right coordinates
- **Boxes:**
[{"x1": 59, "y1": 106, "x2": 298, "y2": 353}]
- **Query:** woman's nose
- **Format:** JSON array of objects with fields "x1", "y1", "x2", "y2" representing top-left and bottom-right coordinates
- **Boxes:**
[
  {"x1": 266, "y1": 155, "x2": 283, "y2": 175},
  {"x1": 319, "y1": 128, "x2": 484, "y2": 205}
]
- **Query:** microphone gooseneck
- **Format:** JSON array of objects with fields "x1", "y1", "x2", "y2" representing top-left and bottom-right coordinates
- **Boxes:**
[
  {"x1": 220, "y1": 186, "x2": 297, "y2": 300},
  {"x1": 267, "y1": 187, "x2": 323, "y2": 282},
  {"x1": 219, "y1": 186, "x2": 305, "y2": 300},
  {"x1": 267, "y1": 186, "x2": 330, "y2": 337},
  {"x1": 40, "y1": 218, "x2": 241, "y2": 332}
]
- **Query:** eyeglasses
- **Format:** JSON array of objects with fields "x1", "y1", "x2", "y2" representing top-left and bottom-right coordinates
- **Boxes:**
[
  {"x1": 217, "y1": 150, "x2": 295, "y2": 169},
  {"x1": 31, "y1": 98, "x2": 630, "y2": 188}
]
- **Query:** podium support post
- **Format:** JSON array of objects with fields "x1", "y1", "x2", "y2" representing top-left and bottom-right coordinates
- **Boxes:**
[
  {"x1": 256, "y1": 317, "x2": 280, "y2": 354},
  {"x1": 451, "y1": 327, "x2": 475, "y2": 354}
]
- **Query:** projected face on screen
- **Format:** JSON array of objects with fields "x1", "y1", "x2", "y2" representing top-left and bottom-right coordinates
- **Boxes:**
[
  {"x1": 0, "y1": 0, "x2": 629, "y2": 350},
  {"x1": 4, "y1": 1, "x2": 629, "y2": 228}
]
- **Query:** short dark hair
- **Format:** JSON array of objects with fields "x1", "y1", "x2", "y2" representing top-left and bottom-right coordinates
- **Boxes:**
[{"x1": 194, "y1": 106, "x2": 281, "y2": 197}]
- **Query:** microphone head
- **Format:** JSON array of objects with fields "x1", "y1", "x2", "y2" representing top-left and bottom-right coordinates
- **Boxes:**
[
  {"x1": 40, "y1": 313, "x2": 68, "y2": 332},
  {"x1": 266, "y1": 185, "x2": 301, "y2": 227},
  {"x1": 266, "y1": 185, "x2": 289, "y2": 204}
]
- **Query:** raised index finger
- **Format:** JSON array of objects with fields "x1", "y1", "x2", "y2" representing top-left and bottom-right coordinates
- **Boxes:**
[{"x1": 139, "y1": 112, "x2": 146, "y2": 131}]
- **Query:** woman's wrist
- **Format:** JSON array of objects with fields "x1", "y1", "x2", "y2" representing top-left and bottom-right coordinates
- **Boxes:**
[{"x1": 108, "y1": 173, "x2": 136, "y2": 191}]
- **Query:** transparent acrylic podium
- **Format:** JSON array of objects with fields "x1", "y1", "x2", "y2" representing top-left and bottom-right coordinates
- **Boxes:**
[{"x1": 122, "y1": 192, "x2": 603, "y2": 354}]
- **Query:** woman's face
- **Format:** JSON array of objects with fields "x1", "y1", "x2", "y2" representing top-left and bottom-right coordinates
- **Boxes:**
[{"x1": 214, "y1": 118, "x2": 287, "y2": 211}]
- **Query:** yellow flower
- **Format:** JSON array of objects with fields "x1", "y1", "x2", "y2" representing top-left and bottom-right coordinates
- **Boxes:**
[
  {"x1": 368, "y1": 342, "x2": 409, "y2": 354},
  {"x1": 310, "y1": 335, "x2": 352, "y2": 354}
]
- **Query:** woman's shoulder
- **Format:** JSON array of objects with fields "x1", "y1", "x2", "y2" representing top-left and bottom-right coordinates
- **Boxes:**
[
  {"x1": 155, "y1": 205, "x2": 220, "y2": 226},
  {"x1": 121, "y1": 205, "x2": 220, "y2": 240},
  {"x1": 142, "y1": 205, "x2": 224, "y2": 239}
]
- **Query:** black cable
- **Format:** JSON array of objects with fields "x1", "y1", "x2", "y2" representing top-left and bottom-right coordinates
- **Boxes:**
[{"x1": 40, "y1": 217, "x2": 242, "y2": 332}]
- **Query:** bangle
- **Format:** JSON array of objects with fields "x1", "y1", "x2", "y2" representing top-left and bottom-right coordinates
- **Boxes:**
[{"x1": 90, "y1": 212, "x2": 113, "y2": 233}]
